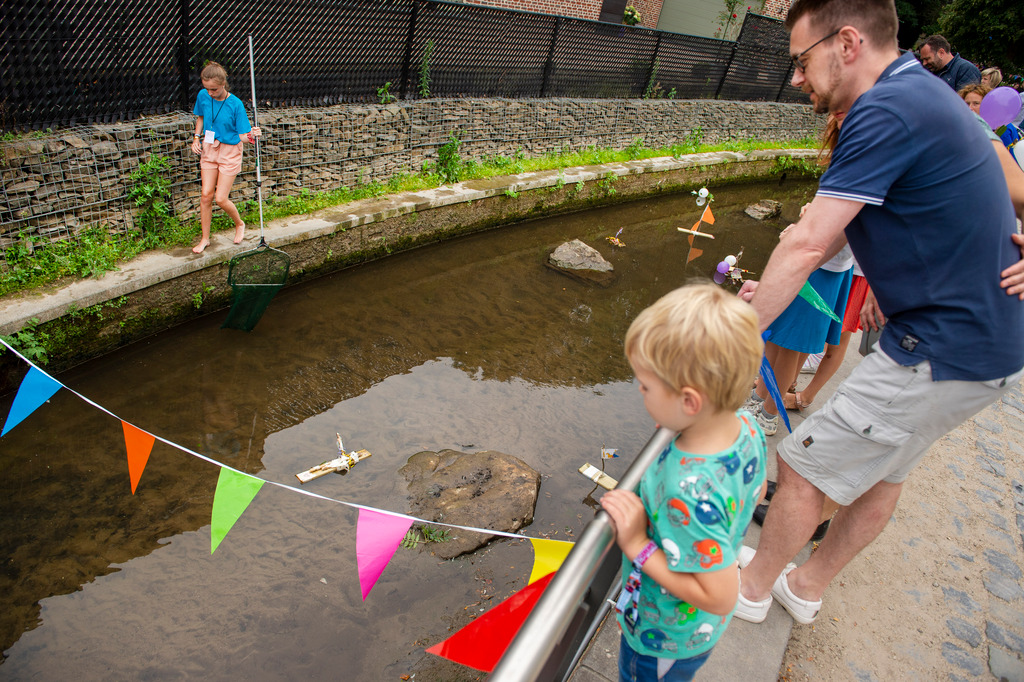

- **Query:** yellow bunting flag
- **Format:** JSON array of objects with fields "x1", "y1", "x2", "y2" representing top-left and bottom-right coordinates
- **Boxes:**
[
  {"x1": 210, "y1": 468, "x2": 264, "y2": 554},
  {"x1": 528, "y1": 538, "x2": 574, "y2": 584},
  {"x1": 121, "y1": 421, "x2": 155, "y2": 494}
]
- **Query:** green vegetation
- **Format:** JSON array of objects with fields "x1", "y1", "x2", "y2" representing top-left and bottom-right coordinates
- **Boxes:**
[
  {"x1": 0, "y1": 134, "x2": 818, "y2": 299},
  {"x1": 376, "y1": 81, "x2": 398, "y2": 105},
  {"x1": 937, "y1": 0, "x2": 1022, "y2": 73},
  {"x1": 418, "y1": 40, "x2": 435, "y2": 99},
  {"x1": 1, "y1": 317, "x2": 49, "y2": 364},
  {"x1": 435, "y1": 132, "x2": 462, "y2": 184},
  {"x1": 128, "y1": 155, "x2": 176, "y2": 245},
  {"x1": 401, "y1": 524, "x2": 452, "y2": 549}
]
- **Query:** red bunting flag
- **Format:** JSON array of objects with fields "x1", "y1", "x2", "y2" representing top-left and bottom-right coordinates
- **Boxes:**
[
  {"x1": 427, "y1": 571, "x2": 555, "y2": 672},
  {"x1": 121, "y1": 421, "x2": 155, "y2": 494}
]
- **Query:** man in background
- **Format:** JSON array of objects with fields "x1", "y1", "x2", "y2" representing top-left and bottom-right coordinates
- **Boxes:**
[{"x1": 918, "y1": 34, "x2": 981, "y2": 91}]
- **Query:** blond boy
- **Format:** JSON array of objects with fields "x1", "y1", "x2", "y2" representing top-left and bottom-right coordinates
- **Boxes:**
[{"x1": 602, "y1": 283, "x2": 766, "y2": 681}]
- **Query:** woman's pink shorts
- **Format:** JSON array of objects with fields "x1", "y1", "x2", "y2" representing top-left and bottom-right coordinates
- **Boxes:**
[{"x1": 200, "y1": 140, "x2": 243, "y2": 176}]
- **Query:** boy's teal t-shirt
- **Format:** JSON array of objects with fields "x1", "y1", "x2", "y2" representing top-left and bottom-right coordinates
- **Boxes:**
[
  {"x1": 618, "y1": 410, "x2": 766, "y2": 659},
  {"x1": 193, "y1": 90, "x2": 251, "y2": 145}
]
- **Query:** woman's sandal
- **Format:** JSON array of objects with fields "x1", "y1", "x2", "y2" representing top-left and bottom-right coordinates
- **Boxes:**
[{"x1": 782, "y1": 391, "x2": 812, "y2": 412}]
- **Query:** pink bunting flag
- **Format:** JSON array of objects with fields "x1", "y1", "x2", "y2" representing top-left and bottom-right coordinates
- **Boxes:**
[
  {"x1": 121, "y1": 421, "x2": 155, "y2": 494},
  {"x1": 356, "y1": 508, "x2": 414, "y2": 600}
]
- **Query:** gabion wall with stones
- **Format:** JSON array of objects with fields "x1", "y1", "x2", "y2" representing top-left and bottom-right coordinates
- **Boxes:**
[{"x1": 0, "y1": 97, "x2": 823, "y2": 261}]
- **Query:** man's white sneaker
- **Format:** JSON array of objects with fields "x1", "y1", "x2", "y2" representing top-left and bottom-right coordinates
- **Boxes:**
[{"x1": 771, "y1": 565, "x2": 822, "y2": 625}]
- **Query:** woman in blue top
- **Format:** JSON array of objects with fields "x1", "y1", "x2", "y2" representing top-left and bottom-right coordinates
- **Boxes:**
[{"x1": 190, "y1": 62, "x2": 262, "y2": 254}]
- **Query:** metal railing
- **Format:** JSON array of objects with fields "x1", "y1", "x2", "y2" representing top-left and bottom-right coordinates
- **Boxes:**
[{"x1": 491, "y1": 426, "x2": 678, "y2": 682}]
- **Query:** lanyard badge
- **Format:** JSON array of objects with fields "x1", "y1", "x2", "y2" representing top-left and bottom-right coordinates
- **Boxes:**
[
  {"x1": 615, "y1": 566, "x2": 643, "y2": 633},
  {"x1": 615, "y1": 541, "x2": 658, "y2": 634}
]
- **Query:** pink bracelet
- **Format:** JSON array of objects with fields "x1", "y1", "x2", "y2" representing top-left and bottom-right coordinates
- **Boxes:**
[{"x1": 632, "y1": 541, "x2": 658, "y2": 569}]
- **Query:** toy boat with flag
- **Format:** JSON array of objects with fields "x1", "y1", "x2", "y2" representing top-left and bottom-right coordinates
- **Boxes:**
[{"x1": 295, "y1": 434, "x2": 372, "y2": 483}]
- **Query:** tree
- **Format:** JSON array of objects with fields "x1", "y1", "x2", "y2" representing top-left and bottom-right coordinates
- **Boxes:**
[
  {"x1": 894, "y1": 0, "x2": 944, "y2": 49},
  {"x1": 937, "y1": 0, "x2": 1023, "y2": 72}
]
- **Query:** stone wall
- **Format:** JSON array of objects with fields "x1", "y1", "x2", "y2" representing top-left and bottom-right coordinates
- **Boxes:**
[{"x1": 0, "y1": 98, "x2": 822, "y2": 259}]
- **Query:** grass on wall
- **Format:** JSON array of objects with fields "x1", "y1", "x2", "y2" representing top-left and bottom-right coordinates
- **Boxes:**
[{"x1": 0, "y1": 134, "x2": 819, "y2": 298}]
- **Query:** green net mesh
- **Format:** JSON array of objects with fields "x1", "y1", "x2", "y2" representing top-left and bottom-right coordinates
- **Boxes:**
[{"x1": 221, "y1": 245, "x2": 291, "y2": 331}]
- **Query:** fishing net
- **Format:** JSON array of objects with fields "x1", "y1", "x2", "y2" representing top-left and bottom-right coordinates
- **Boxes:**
[{"x1": 221, "y1": 242, "x2": 291, "y2": 331}]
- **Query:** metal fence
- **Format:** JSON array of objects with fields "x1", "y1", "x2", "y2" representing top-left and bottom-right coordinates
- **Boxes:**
[{"x1": 1, "y1": 0, "x2": 803, "y2": 132}]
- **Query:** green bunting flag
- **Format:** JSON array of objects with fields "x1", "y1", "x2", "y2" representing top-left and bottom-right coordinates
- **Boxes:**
[
  {"x1": 797, "y1": 281, "x2": 842, "y2": 324},
  {"x1": 210, "y1": 468, "x2": 265, "y2": 554}
]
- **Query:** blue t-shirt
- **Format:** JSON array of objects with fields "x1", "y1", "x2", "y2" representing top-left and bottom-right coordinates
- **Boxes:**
[
  {"x1": 817, "y1": 53, "x2": 1024, "y2": 381},
  {"x1": 193, "y1": 90, "x2": 251, "y2": 145},
  {"x1": 617, "y1": 411, "x2": 766, "y2": 660}
]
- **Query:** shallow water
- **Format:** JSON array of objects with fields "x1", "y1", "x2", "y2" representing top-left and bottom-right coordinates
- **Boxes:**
[{"x1": 0, "y1": 177, "x2": 815, "y2": 679}]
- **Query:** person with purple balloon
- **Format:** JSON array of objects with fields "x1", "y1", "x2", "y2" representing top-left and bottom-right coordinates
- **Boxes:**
[{"x1": 981, "y1": 86, "x2": 1023, "y2": 167}]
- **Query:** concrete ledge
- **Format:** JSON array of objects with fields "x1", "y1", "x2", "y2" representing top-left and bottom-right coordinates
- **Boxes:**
[{"x1": 0, "y1": 148, "x2": 818, "y2": 371}]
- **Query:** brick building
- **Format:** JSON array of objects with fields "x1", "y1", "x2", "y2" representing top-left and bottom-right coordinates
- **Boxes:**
[
  {"x1": 460, "y1": 0, "x2": 789, "y2": 34},
  {"x1": 460, "y1": 0, "x2": 664, "y2": 28}
]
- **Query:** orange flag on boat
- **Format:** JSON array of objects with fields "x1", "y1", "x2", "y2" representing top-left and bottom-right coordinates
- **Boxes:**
[
  {"x1": 703, "y1": 205, "x2": 715, "y2": 224},
  {"x1": 121, "y1": 421, "x2": 155, "y2": 494},
  {"x1": 427, "y1": 572, "x2": 555, "y2": 672},
  {"x1": 686, "y1": 233, "x2": 703, "y2": 263}
]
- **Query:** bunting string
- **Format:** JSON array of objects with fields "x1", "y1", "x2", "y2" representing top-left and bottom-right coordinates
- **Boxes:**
[{"x1": 0, "y1": 338, "x2": 571, "y2": 546}]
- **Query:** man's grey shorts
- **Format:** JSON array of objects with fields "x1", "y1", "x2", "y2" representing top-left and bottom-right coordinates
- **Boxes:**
[{"x1": 778, "y1": 346, "x2": 1024, "y2": 506}]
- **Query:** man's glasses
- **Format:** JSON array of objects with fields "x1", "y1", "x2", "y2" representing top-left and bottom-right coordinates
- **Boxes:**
[{"x1": 791, "y1": 29, "x2": 840, "y2": 71}]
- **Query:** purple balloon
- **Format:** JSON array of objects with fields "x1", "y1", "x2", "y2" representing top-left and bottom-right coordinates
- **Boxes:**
[
  {"x1": 716, "y1": 260, "x2": 730, "y2": 274},
  {"x1": 980, "y1": 87, "x2": 1023, "y2": 129},
  {"x1": 713, "y1": 271, "x2": 727, "y2": 284}
]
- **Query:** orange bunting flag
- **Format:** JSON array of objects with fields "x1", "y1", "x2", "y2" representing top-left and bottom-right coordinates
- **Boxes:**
[
  {"x1": 528, "y1": 538, "x2": 574, "y2": 584},
  {"x1": 427, "y1": 572, "x2": 555, "y2": 672},
  {"x1": 121, "y1": 421, "x2": 155, "y2": 494},
  {"x1": 210, "y1": 468, "x2": 264, "y2": 554},
  {"x1": 703, "y1": 205, "x2": 716, "y2": 225}
]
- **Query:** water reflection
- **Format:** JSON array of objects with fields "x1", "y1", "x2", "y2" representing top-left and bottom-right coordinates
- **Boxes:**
[{"x1": 0, "y1": 178, "x2": 814, "y2": 678}]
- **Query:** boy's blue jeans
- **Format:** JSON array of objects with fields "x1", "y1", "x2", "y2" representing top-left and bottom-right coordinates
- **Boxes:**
[{"x1": 618, "y1": 635, "x2": 712, "y2": 682}]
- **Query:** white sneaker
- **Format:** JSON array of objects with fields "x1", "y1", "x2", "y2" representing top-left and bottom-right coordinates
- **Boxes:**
[
  {"x1": 800, "y1": 352, "x2": 824, "y2": 374},
  {"x1": 755, "y1": 407, "x2": 778, "y2": 436},
  {"x1": 771, "y1": 565, "x2": 822, "y2": 625},
  {"x1": 738, "y1": 545, "x2": 756, "y2": 568},
  {"x1": 741, "y1": 390, "x2": 764, "y2": 413}
]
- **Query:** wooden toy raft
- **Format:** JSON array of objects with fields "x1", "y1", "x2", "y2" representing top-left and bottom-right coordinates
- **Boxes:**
[
  {"x1": 577, "y1": 463, "x2": 618, "y2": 490},
  {"x1": 295, "y1": 434, "x2": 372, "y2": 484}
]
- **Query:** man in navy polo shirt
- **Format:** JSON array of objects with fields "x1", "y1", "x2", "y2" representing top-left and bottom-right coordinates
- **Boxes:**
[{"x1": 731, "y1": 0, "x2": 1024, "y2": 627}]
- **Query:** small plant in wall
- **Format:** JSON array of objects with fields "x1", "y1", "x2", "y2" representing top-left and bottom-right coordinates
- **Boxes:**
[
  {"x1": 623, "y1": 5, "x2": 642, "y2": 26},
  {"x1": 419, "y1": 39, "x2": 435, "y2": 99},
  {"x1": 376, "y1": 81, "x2": 397, "y2": 104}
]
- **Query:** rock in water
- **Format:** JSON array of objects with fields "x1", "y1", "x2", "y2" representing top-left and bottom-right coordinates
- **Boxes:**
[
  {"x1": 745, "y1": 199, "x2": 783, "y2": 220},
  {"x1": 547, "y1": 239, "x2": 615, "y2": 286},
  {"x1": 400, "y1": 449, "x2": 541, "y2": 559}
]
